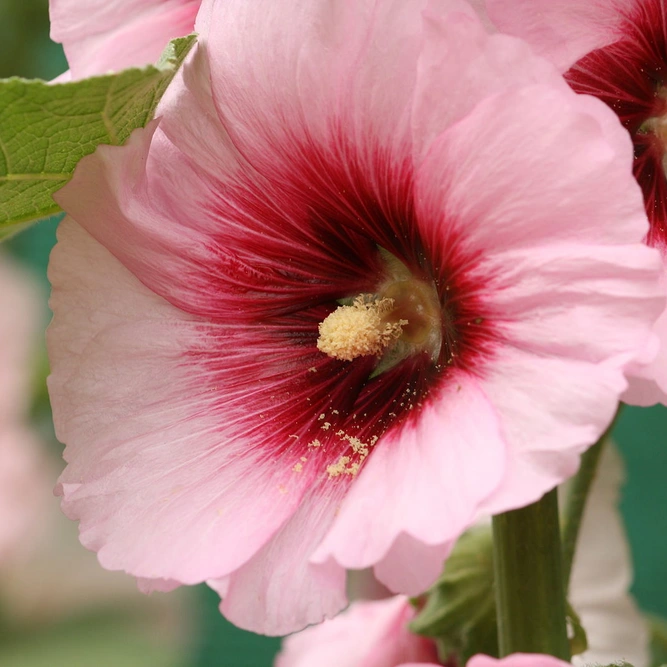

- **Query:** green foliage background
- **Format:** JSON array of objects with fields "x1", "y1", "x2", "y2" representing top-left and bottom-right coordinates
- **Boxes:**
[{"x1": 1, "y1": 1, "x2": 666, "y2": 666}]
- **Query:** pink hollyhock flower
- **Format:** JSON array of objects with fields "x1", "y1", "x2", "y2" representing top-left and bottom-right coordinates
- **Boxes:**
[
  {"x1": 275, "y1": 596, "x2": 439, "y2": 667},
  {"x1": 48, "y1": 0, "x2": 665, "y2": 634},
  {"x1": 0, "y1": 256, "x2": 48, "y2": 565},
  {"x1": 50, "y1": 0, "x2": 200, "y2": 79},
  {"x1": 0, "y1": 429, "x2": 48, "y2": 566},
  {"x1": 486, "y1": 0, "x2": 667, "y2": 405}
]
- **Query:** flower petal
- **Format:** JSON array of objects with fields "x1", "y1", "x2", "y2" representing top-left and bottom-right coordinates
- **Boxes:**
[
  {"x1": 200, "y1": 0, "x2": 432, "y2": 164},
  {"x1": 415, "y1": 85, "x2": 648, "y2": 255},
  {"x1": 467, "y1": 655, "x2": 571, "y2": 667},
  {"x1": 48, "y1": 220, "x2": 313, "y2": 584},
  {"x1": 52, "y1": 123, "x2": 232, "y2": 317},
  {"x1": 412, "y1": 4, "x2": 564, "y2": 162},
  {"x1": 312, "y1": 376, "x2": 506, "y2": 592},
  {"x1": 476, "y1": 350, "x2": 625, "y2": 515},
  {"x1": 276, "y1": 596, "x2": 438, "y2": 667},
  {"x1": 211, "y1": 484, "x2": 348, "y2": 635},
  {"x1": 485, "y1": 0, "x2": 626, "y2": 71},
  {"x1": 372, "y1": 534, "x2": 452, "y2": 596},
  {"x1": 624, "y1": 287, "x2": 667, "y2": 405},
  {"x1": 50, "y1": 0, "x2": 199, "y2": 78}
]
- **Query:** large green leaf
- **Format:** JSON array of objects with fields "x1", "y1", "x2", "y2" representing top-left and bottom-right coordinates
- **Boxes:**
[{"x1": 0, "y1": 33, "x2": 196, "y2": 235}]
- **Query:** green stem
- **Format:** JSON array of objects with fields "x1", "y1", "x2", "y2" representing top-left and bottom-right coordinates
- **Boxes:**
[
  {"x1": 492, "y1": 489, "x2": 571, "y2": 659},
  {"x1": 561, "y1": 436, "x2": 607, "y2": 591}
]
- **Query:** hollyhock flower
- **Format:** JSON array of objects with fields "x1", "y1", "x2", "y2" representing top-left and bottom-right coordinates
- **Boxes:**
[
  {"x1": 48, "y1": 0, "x2": 665, "y2": 634},
  {"x1": 50, "y1": 0, "x2": 200, "y2": 79},
  {"x1": 0, "y1": 429, "x2": 48, "y2": 566},
  {"x1": 278, "y1": 445, "x2": 648, "y2": 667},
  {"x1": 276, "y1": 598, "x2": 569, "y2": 667},
  {"x1": 0, "y1": 256, "x2": 48, "y2": 565},
  {"x1": 275, "y1": 596, "x2": 439, "y2": 667},
  {"x1": 486, "y1": 0, "x2": 667, "y2": 405}
]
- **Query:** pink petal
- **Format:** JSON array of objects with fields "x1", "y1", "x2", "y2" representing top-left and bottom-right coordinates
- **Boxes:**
[
  {"x1": 50, "y1": 0, "x2": 199, "y2": 78},
  {"x1": 155, "y1": 44, "x2": 243, "y2": 181},
  {"x1": 52, "y1": 123, "x2": 229, "y2": 317},
  {"x1": 211, "y1": 484, "x2": 348, "y2": 635},
  {"x1": 48, "y1": 220, "x2": 313, "y2": 584},
  {"x1": 312, "y1": 376, "x2": 505, "y2": 593},
  {"x1": 467, "y1": 655, "x2": 571, "y2": 667},
  {"x1": 372, "y1": 534, "x2": 451, "y2": 597},
  {"x1": 276, "y1": 596, "x2": 438, "y2": 667},
  {"x1": 624, "y1": 289, "x2": 667, "y2": 405},
  {"x1": 475, "y1": 350, "x2": 624, "y2": 514},
  {"x1": 477, "y1": 244, "x2": 665, "y2": 364},
  {"x1": 136, "y1": 577, "x2": 182, "y2": 594},
  {"x1": 486, "y1": 0, "x2": 627, "y2": 71},
  {"x1": 0, "y1": 429, "x2": 50, "y2": 565},
  {"x1": 413, "y1": 82, "x2": 663, "y2": 513},
  {"x1": 412, "y1": 5, "x2": 564, "y2": 162},
  {"x1": 415, "y1": 85, "x2": 647, "y2": 255},
  {"x1": 199, "y1": 0, "x2": 433, "y2": 166}
]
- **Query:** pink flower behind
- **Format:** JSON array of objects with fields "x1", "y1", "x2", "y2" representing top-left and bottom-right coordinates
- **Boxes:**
[
  {"x1": 486, "y1": 0, "x2": 667, "y2": 405},
  {"x1": 467, "y1": 657, "x2": 570, "y2": 667},
  {"x1": 48, "y1": 0, "x2": 665, "y2": 634},
  {"x1": 275, "y1": 597, "x2": 438, "y2": 667},
  {"x1": 0, "y1": 256, "x2": 48, "y2": 565},
  {"x1": 275, "y1": 599, "x2": 568, "y2": 667},
  {"x1": 50, "y1": 0, "x2": 200, "y2": 79}
]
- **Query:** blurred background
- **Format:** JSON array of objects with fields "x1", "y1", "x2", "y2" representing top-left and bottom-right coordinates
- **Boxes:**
[{"x1": 0, "y1": 1, "x2": 666, "y2": 666}]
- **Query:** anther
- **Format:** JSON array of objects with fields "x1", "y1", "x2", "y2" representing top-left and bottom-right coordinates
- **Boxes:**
[{"x1": 317, "y1": 295, "x2": 407, "y2": 361}]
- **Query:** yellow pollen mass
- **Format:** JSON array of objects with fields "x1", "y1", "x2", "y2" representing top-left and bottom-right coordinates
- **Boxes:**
[{"x1": 317, "y1": 296, "x2": 407, "y2": 361}]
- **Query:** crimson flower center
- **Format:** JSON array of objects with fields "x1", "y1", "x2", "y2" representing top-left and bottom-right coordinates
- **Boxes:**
[{"x1": 317, "y1": 250, "x2": 442, "y2": 376}]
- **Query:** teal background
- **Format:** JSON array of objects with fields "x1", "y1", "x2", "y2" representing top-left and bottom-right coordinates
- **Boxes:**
[{"x1": 2, "y1": 1, "x2": 667, "y2": 665}]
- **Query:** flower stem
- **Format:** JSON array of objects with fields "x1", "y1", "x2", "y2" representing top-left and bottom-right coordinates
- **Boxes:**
[
  {"x1": 492, "y1": 489, "x2": 571, "y2": 659},
  {"x1": 561, "y1": 436, "x2": 607, "y2": 590}
]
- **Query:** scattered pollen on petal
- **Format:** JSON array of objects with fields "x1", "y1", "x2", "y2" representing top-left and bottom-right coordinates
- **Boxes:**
[
  {"x1": 317, "y1": 295, "x2": 407, "y2": 361},
  {"x1": 326, "y1": 456, "x2": 352, "y2": 477},
  {"x1": 325, "y1": 431, "x2": 379, "y2": 478}
]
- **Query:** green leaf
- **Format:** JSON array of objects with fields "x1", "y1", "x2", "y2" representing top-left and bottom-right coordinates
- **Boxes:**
[
  {"x1": 410, "y1": 525, "x2": 498, "y2": 664},
  {"x1": 0, "y1": 33, "x2": 196, "y2": 234}
]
